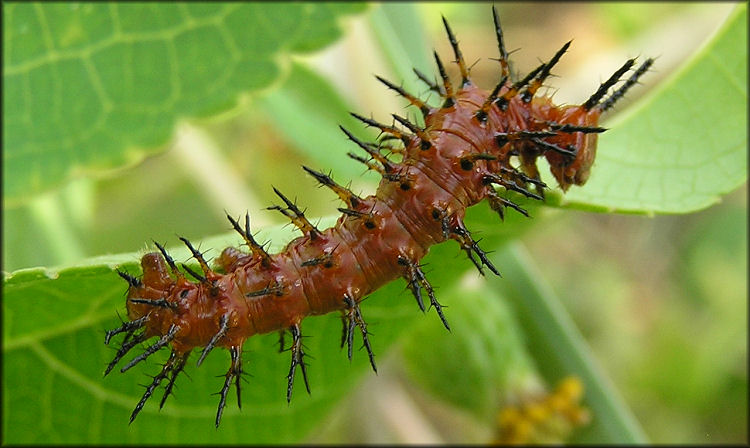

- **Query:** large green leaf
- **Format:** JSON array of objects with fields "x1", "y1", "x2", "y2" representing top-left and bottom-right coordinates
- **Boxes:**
[
  {"x1": 3, "y1": 219, "x2": 400, "y2": 444},
  {"x1": 3, "y1": 3, "x2": 745, "y2": 444},
  {"x1": 2, "y1": 207, "x2": 526, "y2": 443},
  {"x1": 562, "y1": 4, "x2": 747, "y2": 213},
  {"x1": 2, "y1": 2, "x2": 366, "y2": 205}
]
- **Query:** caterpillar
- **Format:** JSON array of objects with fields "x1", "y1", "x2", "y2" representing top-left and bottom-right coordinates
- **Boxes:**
[{"x1": 104, "y1": 7, "x2": 653, "y2": 428}]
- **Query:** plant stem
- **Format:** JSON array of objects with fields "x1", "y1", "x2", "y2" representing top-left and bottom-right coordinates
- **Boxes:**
[{"x1": 489, "y1": 241, "x2": 649, "y2": 443}]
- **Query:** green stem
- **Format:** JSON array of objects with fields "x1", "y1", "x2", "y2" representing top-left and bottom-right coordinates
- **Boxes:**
[
  {"x1": 489, "y1": 241, "x2": 649, "y2": 443},
  {"x1": 368, "y1": 3, "x2": 432, "y2": 94}
]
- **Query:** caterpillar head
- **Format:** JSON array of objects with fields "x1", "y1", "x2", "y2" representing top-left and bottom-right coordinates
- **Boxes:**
[
  {"x1": 545, "y1": 105, "x2": 603, "y2": 191},
  {"x1": 545, "y1": 56, "x2": 654, "y2": 191}
]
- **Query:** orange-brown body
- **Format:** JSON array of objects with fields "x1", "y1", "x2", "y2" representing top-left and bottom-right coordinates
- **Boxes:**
[
  {"x1": 105, "y1": 7, "x2": 651, "y2": 427},
  {"x1": 125, "y1": 84, "x2": 603, "y2": 352}
]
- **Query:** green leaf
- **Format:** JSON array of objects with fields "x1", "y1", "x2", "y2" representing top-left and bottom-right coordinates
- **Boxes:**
[
  {"x1": 3, "y1": 218, "x2": 406, "y2": 444},
  {"x1": 400, "y1": 280, "x2": 538, "y2": 419},
  {"x1": 563, "y1": 4, "x2": 747, "y2": 213},
  {"x1": 2, "y1": 3, "x2": 366, "y2": 205},
  {"x1": 3, "y1": 4, "x2": 745, "y2": 444},
  {"x1": 2, "y1": 195, "x2": 547, "y2": 444}
]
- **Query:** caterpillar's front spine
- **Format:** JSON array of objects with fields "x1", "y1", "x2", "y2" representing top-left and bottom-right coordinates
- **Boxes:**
[{"x1": 105, "y1": 7, "x2": 653, "y2": 427}]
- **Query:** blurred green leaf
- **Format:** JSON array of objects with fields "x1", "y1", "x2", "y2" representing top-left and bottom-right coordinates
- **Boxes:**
[
  {"x1": 257, "y1": 63, "x2": 382, "y2": 182},
  {"x1": 369, "y1": 3, "x2": 432, "y2": 93},
  {"x1": 2, "y1": 3, "x2": 366, "y2": 205},
  {"x1": 400, "y1": 280, "x2": 537, "y2": 419},
  {"x1": 563, "y1": 4, "x2": 747, "y2": 213}
]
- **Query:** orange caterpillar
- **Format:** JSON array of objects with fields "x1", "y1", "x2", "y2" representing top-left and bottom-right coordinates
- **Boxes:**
[{"x1": 105, "y1": 7, "x2": 652, "y2": 427}]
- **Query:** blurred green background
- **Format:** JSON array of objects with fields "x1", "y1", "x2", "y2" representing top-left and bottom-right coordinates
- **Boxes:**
[{"x1": 3, "y1": 2, "x2": 746, "y2": 444}]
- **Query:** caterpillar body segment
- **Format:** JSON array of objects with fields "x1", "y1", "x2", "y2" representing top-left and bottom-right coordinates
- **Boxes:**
[{"x1": 105, "y1": 8, "x2": 652, "y2": 427}]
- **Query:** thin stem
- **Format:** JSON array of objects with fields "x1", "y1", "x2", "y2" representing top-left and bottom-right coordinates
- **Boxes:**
[{"x1": 489, "y1": 242, "x2": 649, "y2": 443}]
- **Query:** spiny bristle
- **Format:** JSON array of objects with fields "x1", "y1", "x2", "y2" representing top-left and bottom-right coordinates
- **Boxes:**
[
  {"x1": 347, "y1": 151, "x2": 384, "y2": 175},
  {"x1": 476, "y1": 76, "x2": 507, "y2": 123},
  {"x1": 341, "y1": 125, "x2": 397, "y2": 173},
  {"x1": 495, "y1": 130, "x2": 557, "y2": 147},
  {"x1": 441, "y1": 15, "x2": 470, "y2": 86},
  {"x1": 492, "y1": 6, "x2": 510, "y2": 79},
  {"x1": 129, "y1": 297, "x2": 176, "y2": 309},
  {"x1": 459, "y1": 153, "x2": 497, "y2": 171},
  {"x1": 215, "y1": 346, "x2": 242, "y2": 428},
  {"x1": 181, "y1": 263, "x2": 208, "y2": 284},
  {"x1": 548, "y1": 123, "x2": 607, "y2": 134},
  {"x1": 104, "y1": 315, "x2": 148, "y2": 346},
  {"x1": 302, "y1": 166, "x2": 362, "y2": 208},
  {"x1": 178, "y1": 236, "x2": 212, "y2": 276},
  {"x1": 129, "y1": 350, "x2": 185, "y2": 425},
  {"x1": 153, "y1": 240, "x2": 180, "y2": 276},
  {"x1": 342, "y1": 294, "x2": 377, "y2": 373},
  {"x1": 196, "y1": 314, "x2": 229, "y2": 367},
  {"x1": 399, "y1": 256, "x2": 450, "y2": 331},
  {"x1": 449, "y1": 218, "x2": 501, "y2": 277},
  {"x1": 245, "y1": 281, "x2": 285, "y2": 298},
  {"x1": 598, "y1": 58, "x2": 654, "y2": 112},
  {"x1": 286, "y1": 324, "x2": 311, "y2": 403},
  {"x1": 433, "y1": 51, "x2": 455, "y2": 107},
  {"x1": 226, "y1": 212, "x2": 272, "y2": 264},
  {"x1": 270, "y1": 187, "x2": 320, "y2": 238},
  {"x1": 495, "y1": 63, "x2": 544, "y2": 110},
  {"x1": 120, "y1": 324, "x2": 179, "y2": 373},
  {"x1": 413, "y1": 67, "x2": 443, "y2": 95},
  {"x1": 583, "y1": 58, "x2": 636, "y2": 110},
  {"x1": 521, "y1": 40, "x2": 571, "y2": 103},
  {"x1": 392, "y1": 114, "x2": 432, "y2": 150},
  {"x1": 117, "y1": 270, "x2": 141, "y2": 288},
  {"x1": 350, "y1": 112, "x2": 411, "y2": 145},
  {"x1": 159, "y1": 352, "x2": 189, "y2": 410},
  {"x1": 483, "y1": 173, "x2": 544, "y2": 201},
  {"x1": 375, "y1": 75, "x2": 430, "y2": 116},
  {"x1": 487, "y1": 189, "x2": 529, "y2": 218},
  {"x1": 531, "y1": 138, "x2": 577, "y2": 158}
]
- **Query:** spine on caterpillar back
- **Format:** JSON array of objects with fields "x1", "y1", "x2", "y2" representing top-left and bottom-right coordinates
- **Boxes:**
[{"x1": 105, "y1": 7, "x2": 653, "y2": 427}]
